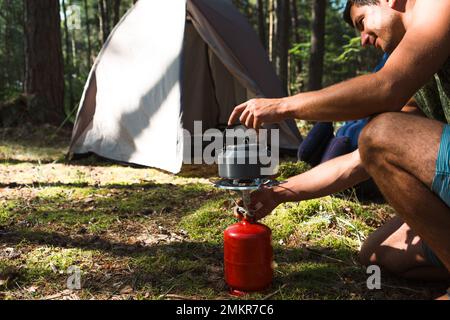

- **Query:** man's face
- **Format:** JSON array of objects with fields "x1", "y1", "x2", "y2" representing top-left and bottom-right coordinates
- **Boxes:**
[{"x1": 350, "y1": 1, "x2": 405, "y2": 53}]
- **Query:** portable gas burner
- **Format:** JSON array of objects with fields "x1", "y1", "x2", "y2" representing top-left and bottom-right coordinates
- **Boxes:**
[
  {"x1": 214, "y1": 178, "x2": 277, "y2": 219},
  {"x1": 213, "y1": 140, "x2": 277, "y2": 295}
]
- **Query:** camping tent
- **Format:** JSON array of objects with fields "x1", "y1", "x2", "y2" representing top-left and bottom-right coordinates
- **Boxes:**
[{"x1": 69, "y1": 0, "x2": 302, "y2": 174}]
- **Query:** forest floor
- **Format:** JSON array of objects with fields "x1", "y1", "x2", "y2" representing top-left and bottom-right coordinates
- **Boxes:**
[{"x1": 0, "y1": 125, "x2": 446, "y2": 300}]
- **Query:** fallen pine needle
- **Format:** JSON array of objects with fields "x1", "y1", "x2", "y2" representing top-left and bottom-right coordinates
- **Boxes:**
[
  {"x1": 158, "y1": 284, "x2": 177, "y2": 299},
  {"x1": 164, "y1": 294, "x2": 196, "y2": 300},
  {"x1": 263, "y1": 284, "x2": 287, "y2": 300}
]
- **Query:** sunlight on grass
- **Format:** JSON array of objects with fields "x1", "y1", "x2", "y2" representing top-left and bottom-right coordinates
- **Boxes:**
[
  {"x1": 0, "y1": 125, "x2": 429, "y2": 300},
  {"x1": 180, "y1": 195, "x2": 235, "y2": 243},
  {"x1": 25, "y1": 246, "x2": 94, "y2": 278}
]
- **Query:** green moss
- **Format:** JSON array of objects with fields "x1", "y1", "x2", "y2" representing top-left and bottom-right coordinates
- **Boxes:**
[
  {"x1": 0, "y1": 200, "x2": 19, "y2": 226},
  {"x1": 277, "y1": 161, "x2": 311, "y2": 180},
  {"x1": 0, "y1": 247, "x2": 94, "y2": 293},
  {"x1": 25, "y1": 247, "x2": 93, "y2": 277},
  {"x1": 0, "y1": 125, "x2": 422, "y2": 300},
  {"x1": 129, "y1": 244, "x2": 225, "y2": 299},
  {"x1": 26, "y1": 188, "x2": 120, "y2": 232},
  {"x1": 131, "y1": 251, "x2": 204, "y2": 275},
  {"x1": 263, "y1": 206, "x2": 301, "y2": 241},
  {"x1": 180, "y1": 195, "x2": 235, "y2": 243},
  {"x1": 24, "y1": 184, "x2": 213, "y2": 232}
]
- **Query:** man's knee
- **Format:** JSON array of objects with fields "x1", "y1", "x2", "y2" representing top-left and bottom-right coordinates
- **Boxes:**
[
  {"x1": 359, "y1": 112, "x2": 402, "y2": 167},
  {"x1": 359, "y1": 237, "x2": 379, "y2": 267}
]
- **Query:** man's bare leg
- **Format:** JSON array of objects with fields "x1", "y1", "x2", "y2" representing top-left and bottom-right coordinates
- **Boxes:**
[
  {"x1": 358, "y1": 112, "x2": 450, "y2": 288},
  {"x1": 359, "y1": 216, "x2": 450, "y2": 281}
]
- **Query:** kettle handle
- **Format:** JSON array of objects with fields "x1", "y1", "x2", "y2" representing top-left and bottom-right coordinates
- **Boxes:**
[{"x1": 223, "y1": 124, "x2": 253, "y2": 148}]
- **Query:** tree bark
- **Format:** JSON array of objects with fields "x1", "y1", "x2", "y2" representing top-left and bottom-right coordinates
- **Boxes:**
[
  {"x1": 113, "y1": 0, "x2": 122, "y2": 26},
  {"x1": 291, "y1": 0, "x2": 303, "y2": 76},
  {"x1": 61, "y1": 0, "x2": 74, "y2": 110},
  {"x1": 273, "y1": 0, "x2": 290, "y2": 94},
  {"x1": 257, "y1": 0, "x2": 267, "y2": 49},
  {"x1": 268, "y1": 0, "x2": 275, "y2": 61},
  {"x1": 308, "y1": 0, "x2": 326, "y2": 91},
  {"x1": 83, "y1": 0, "x2": 92, "y2": 67},
  {"x1": 3, "y1": 0, "x2": 11, "y2": 88},
  {"x1": 24, "y1": 0, "x2": 64, "y2": 125},
  {"x1": 98, "y1": 0, "x2": 111, "y2": 44}
]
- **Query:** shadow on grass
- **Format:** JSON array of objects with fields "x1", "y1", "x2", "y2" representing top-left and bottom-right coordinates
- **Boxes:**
[
  {"x1": 1, "y1": 182, "x2": 222, "y2": 235},
  {"x1": 0, "y1": 226, "x2": 359, "y2": 296},
  {"x1": 0, "y1": 181, "x2": 164, "y2": 190},
  {"x1": 178, "y1": 164, "x2": 218, "y2": 179},
  {"x1": 0, "y1": 178, "x2": 439, "y2": 299},
  {"x1": 0, "y1": 226, "x2": 440, "y2": 299}
]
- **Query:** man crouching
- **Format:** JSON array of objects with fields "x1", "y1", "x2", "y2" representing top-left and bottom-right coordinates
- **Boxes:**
[{"x1": 229, "y1": 0, "x2": 450, "y2": 299}]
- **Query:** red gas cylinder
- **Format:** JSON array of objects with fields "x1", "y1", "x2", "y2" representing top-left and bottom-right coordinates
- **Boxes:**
[{"x1": 224, "y1": 219, "x2": 273, "y2": 295}]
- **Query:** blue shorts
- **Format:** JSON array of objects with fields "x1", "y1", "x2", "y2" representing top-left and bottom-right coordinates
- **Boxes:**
[
  {"x1": 423, "y1": 125, "x2": 450, "y2": 268},
  {"x1": 432, "y1": 125, "x2": 450, "y2": 207}
]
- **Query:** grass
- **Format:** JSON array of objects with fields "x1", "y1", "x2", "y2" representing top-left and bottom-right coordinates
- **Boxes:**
[{"x1": 0, "y1": 125, "x2": 443, "y2": 300}]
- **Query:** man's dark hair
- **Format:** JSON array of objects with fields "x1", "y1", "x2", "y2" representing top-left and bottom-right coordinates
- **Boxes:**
[{"x1": 343, "y1": 0, "x2": 380, "y2": 28}]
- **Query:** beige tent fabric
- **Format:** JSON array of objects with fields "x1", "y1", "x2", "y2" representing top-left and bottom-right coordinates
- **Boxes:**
[
  {"x1": 208, "y1": 49, "x2": 249, "y2": 126},
  {"x1": 187, "y1": 0, "x2": 302, "y2": 148},
  {"x1": 70, "y1": 0, "x2": 186, "y2": 173},
  {"x1": 69, "y1": 0, "x2": 302, "y2": 174},
  {"x1": 181, "y1": 21, "x2": 220, "y2": 134},
  {"x1": 181, "y1": 21, "x2": 249, "y2": 133}
]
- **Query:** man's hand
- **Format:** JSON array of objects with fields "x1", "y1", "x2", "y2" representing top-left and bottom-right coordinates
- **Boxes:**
[
  {"x1": 228, "y1": 98, "x2": 288, "y2": 129},
  {"x1": 234, "y1": 186, "x2": 281, "y2": 221}
]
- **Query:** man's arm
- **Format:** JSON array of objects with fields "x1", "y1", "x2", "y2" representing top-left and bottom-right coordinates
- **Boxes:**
[
  {"x1": 401, "y1": 98, "x2": 424, "y2": 116},
  {"x1": 273, "y1": 150, "x2": 368, "y2": 203},
  {"x1": 245, "y1": 103, "x2": 422, "y2": 220},
  {"x1": 272, "y1": 101, "x2": 422, "y2": 204},
  {"x1": 245, "y1": 149, "x2": 369, "y2": 220},
  {"x1": 229, "y1": 0, "x2": 450, "y2": 126}
]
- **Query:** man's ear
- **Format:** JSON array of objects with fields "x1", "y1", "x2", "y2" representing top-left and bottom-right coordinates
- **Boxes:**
[
  {"x1": 388, "y1": 0, "x2": 397, "y2": 8},
  {"x1": 388, "y1": 0, "x2": 406, "y2": 11}
]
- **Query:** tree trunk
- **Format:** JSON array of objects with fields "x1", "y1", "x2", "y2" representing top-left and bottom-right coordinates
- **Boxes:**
[
  {"x1": 98, "y1": 0, "x2": 111, "y2": 44},
  {"x1": 24, "y1": 0, "x2": 64, "y2": 125},
  {"x1": 308, "y1": 0, "x2": 326, "y2": 91},
  {"x1": 291, "y1": 0, "x2": 303, "y2": 76},
  {"x1": 21, "y1": 0, "x2": 26, "y2": 92},
  {"x1": 83, "y1": 0, "x2": 93, "y2": 67},
  {"x1": 71, "y1": 26, "x2": 78, "y2": 73},
  {"x1": 4, "y1": 0, "x2": 11, "y2": 87},
  {"x1": 273, "y1": 0, "x2": 290, "y2": 94},
  {"x1": 61, "y1": 0, "x2": 75, "y2": 110},
  {"x1": 113, "y1": 0, "x2": 122, "y2": 26},
  {"x1": 105, "y1": 0, "x2": 112, "y2": 36},
  {"x1": 268, "y1": 0, "x2": 275, "y2": 61},
  {"x1": 257, "y1": 0, "x2": 267, "y2": 49}
]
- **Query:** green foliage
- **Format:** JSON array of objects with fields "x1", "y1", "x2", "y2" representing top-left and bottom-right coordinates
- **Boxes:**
[
  {"x1": 0, "y1": 127, "x2": 427, "y2": 300},
  {"x1": 180, "y1": 195, "x2": 236, "y2": 244},
  {"x1": 0, "y1": 0, "x2": 25, "y2": 101},
  {"x1": 0, "y1": 0, "x2": 386, "y2": 123},
  {"x1": 236, "y1": 0, "x2": 383, "y2": 93},
  {"x1": 335, "y1": 36, "x2": 364, "y2": 62},
  {"x1": 277, "y1": 161, "x2": 311, "y2": 180}
]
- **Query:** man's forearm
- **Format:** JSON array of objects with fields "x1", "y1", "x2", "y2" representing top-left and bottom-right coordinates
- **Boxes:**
[
  {"x1": 283, "y1": 72, "x2": 407, "y2": 122},
  {"x1": 273, "y1": 150, "x2": 370, "y2": 204}
]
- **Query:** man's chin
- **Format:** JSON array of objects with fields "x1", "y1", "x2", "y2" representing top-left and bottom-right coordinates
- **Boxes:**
[
  {"x1": 383, "y1": 45, "x2": 395, "y2": 55},
  {"x1": 376, "y1": 42, "x2": 388, "y2": 53}
]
